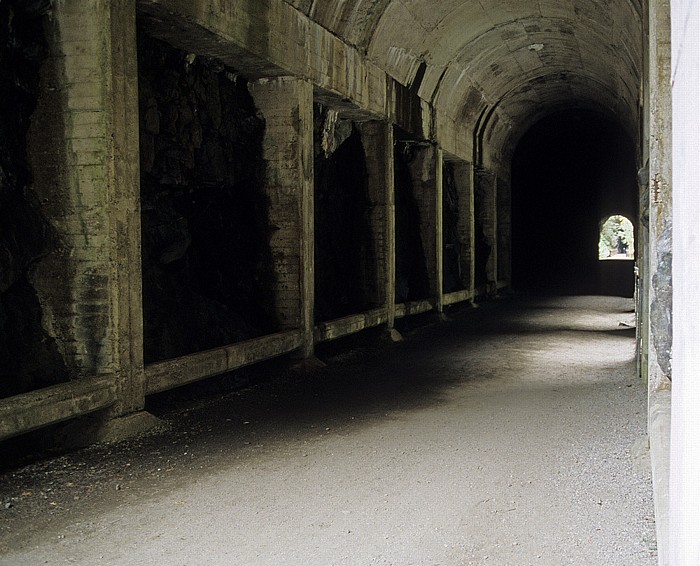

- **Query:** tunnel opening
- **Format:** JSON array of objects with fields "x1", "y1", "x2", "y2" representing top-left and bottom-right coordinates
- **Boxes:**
[
  {"x1": 137, "y1": 32, "x2": 277, "y2": 364},
  {"x1": 0, "y1": 2, "x2": 70, "y2": 399},
  {"x1": 313, "y1": 106, "x2": 377, "y2": 322},
  {"x1": 394, "y1": 134, "x2": 431, "y2": 304},
  {"x1": 511, "y1": 109, "x2": 638, "y2": 297}
]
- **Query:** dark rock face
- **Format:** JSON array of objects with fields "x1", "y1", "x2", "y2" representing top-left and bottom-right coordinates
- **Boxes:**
[
  {"x1": 0, "y1": 1, "x2": 69, "y2": 398},
  {"x1": 442, "y1": 162, "x2": 463, "y2": 293},
  {"x1": 313, "y1": 106, "x2": 376, "y2": 322},
  {"x1": 394, "y1": 147, "x2": 430, "y2": 304},
  {"x1": 138, "y1": 33, "x2": 276, "y2": 363}
]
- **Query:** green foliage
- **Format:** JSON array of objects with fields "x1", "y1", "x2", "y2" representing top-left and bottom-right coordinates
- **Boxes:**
[{"x1": 599, "y1": 215, "x2": 634, "y2": 259}]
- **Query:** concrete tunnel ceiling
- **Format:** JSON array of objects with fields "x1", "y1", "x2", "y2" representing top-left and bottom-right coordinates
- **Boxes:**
[{"x1": 285, "y1": 0, "x2": 643, "y2": 158}]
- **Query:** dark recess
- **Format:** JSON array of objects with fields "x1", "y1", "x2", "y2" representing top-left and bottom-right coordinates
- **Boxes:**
[
  {"x1": 313, "y1": 107, "x2": 376, "y2": 322},
  {"x1": 394, "y1": 143, "x2": 430, "y2": 303},
  {"x1": 0, "y1": 0, "x2": 69, "y2": 399},
  {"x1": 442, "y1": 162, "x2": 463, "y2": 293},
  {"x1": 511, "y1": 109, "x2": 638, "y2": 296},
  {"x1": 138, "y1": 32, "x2": 277, "y2": 364}
]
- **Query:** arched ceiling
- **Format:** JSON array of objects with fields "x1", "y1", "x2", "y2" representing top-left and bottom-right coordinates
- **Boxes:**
[{"x1": 285, "y1": 0, "x2": 643, "y2": 161}]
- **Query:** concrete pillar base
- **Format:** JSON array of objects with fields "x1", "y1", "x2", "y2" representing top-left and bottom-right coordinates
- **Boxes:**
[
  {"x1": 56, "y1": 411, "x2": 163, "y2": 449},
  {"x1": 435, "y1": 312, "x2": 450, "y2": 322},
  {"x1": 382, "y1": 328, "x2": 404, "y2": 343}
]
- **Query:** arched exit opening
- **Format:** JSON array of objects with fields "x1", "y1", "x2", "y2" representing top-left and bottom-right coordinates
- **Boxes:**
[
  {"x1": 599, "y1": 215, "x2": 635, "y2": 260},
  {"x1": 511, "y1": 110, "x2": 638, "y2": 297}
]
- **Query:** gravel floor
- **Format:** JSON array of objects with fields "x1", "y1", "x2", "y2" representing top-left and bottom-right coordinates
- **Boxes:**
[{"x1": 0, "y1": 295, "x2": 657, "y2": 565}]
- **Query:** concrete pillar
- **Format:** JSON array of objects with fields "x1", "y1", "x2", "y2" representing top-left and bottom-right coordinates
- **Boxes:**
[
  {"x1": 359, "y1": 121, "x2": 397, "y2": 330},
  {"x1": 27, "y1": 0, "x2": 153, "y2": 436},
  {"x1": 670, "y1": 1, "x2": 700, "y2": 563},
  {"x1": 647, "y1": 0, "x2": 673, "y2": 562},
  {"x1": 497, "y1": 175, "x2": 512, "y2": 285},
  {"x1": 409, "y1": 144, "x2": 444, "y2": 312},
  {"x1": 249, "y1": 78, "x2": 316, "y2": 359},
  {"x1": 453, "y1": 161, "x2": 475, "y2": 294},
  {"x1": 476, "y1": 169, "x2": 498, "y2": 293}
]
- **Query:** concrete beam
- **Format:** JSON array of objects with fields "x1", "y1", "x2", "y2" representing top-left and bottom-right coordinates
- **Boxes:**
[
  {"x1": 0, "y1": 377, "x2": 116, "y2": 441},
  {"x1": 314, "y1": 309, "x2": 388, "y2": 343},
  {"x1": 137, "y1": 0, "x2": 389, "y2": 121},
  {"x1": 394, "y1": 300, "x2": 434, "y2": 319},
  {"x1": 145, "y1": 331, "x2": 303, "y2": 395}
]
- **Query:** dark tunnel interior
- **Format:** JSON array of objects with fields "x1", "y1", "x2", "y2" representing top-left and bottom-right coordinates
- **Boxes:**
[{"x1": 511, "y1": 109, "x2": 639, "y2": 297}]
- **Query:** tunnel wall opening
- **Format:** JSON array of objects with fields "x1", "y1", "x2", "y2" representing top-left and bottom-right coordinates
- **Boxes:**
[
  {"x1": 137, "y1": 32, "x2": 277, "y2": 364},
  {"x1": 0, "y1": 2, "x2": 70, "y2": 399},
  {"x1": 394, "y1": 138, "x2": 430, "y2": 304},
  {"x1": 511, "y1": 109, "x2": 638, "y2": 296},
  {"x1": 313, "y1": 105, "x2": 377, "y2": 322}
]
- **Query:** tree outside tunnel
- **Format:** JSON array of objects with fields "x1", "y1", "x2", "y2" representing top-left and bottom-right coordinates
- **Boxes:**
[{"x1": 599, "y1": 215, "x2": 635, "y2": 260}]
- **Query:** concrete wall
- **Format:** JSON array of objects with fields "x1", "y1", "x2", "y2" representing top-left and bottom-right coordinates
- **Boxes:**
[{"x1": 669, "y1": 1, "x2": 700, "y2": 564}]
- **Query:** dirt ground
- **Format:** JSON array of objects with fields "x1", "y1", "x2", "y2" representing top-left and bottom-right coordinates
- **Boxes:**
[{"x1": 0, "y1": 295, "x2": 656, "y2": 565}]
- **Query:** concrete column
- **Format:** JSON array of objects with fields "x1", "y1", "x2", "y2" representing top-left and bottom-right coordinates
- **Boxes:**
[
  {"x1": 453, "y1": 161, "x2": 475, "y2": 294},
  {"x1": 249, "y1": 78, "x2": 315, "y2": 359},
  {"x1": 670, "y1": 1, "x2": 700, "y2": 563},
  {"x1": 476, "y1": 169, "x2": 498, "y2": 293},
  {"x1": 27, "y1": 0, "x2": 153, "y2": 436},
  {"x1": 409, "y1": 144, "x2": 444, "y2": 312},
  {"x1": 647, "y1": 0, "x2": 673, "y2": 563},
  {"x1": 359, "y1": 121, "x2": 397, "y2": 329},
  {"x1": 497, "y1": 175, "x2": 512, "y2": 285}
]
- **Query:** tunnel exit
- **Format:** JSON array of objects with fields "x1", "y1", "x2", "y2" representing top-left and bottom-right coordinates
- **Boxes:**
[{"x1": 511, "y1": 110, "x2": 639, "y2": 297}]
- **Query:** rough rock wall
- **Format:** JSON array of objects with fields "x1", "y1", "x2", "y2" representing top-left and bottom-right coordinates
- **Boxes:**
[
  {"x1": 394, "y1": 146, "x2": 430, "y2": 303},
  {"x1": 0, "y1": 0, "x2": 69, "y2": 398},
  {"x1": 138, "y1": 33, "x2": 276, "y2": 363},
  {"x1": 314, "y1": 106, "x2": 376, "y2": 322}
]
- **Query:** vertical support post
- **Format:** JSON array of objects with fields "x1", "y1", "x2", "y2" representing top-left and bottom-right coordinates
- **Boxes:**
[
  {"x1": 27, "y1": 0, "x2": 153, "y2": 437},
  {"x1": 410, "y1": 144, "x2": 444, "y2": 312},
  {"x1": 249, "y1": 78, "x2": 315, "y2": 359},
  {"x1": 497, "y1": 175, "x2": 512, "y2": 286},
  {"x1": 647, "y1": 0, "x2": 673, "y2": 563},
  {"x1": 359, "y1": 121, "x2": 397, "y2": 330},
  {"x1": 476, "y1": 169, "x2": 498, "y2": 294},
  {"x1": 670, "y1": 0, "x2": 700, "y2": 563},
  {"x1": 452, "y1": 161, "x2": 474, "y2": 296}
]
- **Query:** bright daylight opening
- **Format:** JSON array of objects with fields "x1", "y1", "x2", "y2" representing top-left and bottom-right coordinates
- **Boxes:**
[{"x1": 599, "y1": 215, "x2": 634, "y2": 260}]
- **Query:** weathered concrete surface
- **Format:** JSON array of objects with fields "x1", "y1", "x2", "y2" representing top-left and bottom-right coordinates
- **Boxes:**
[
  {"x1": 0, "y1": 297, "x2": 655, "y2": 565},
  {"x1": 669, "y1": 1, "x2": 700, "y2": 563}
]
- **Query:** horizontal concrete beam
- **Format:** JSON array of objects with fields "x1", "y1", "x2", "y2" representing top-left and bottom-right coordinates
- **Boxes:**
[
  {"x1": 145, "y1": 330, "x2": 303, "y2": 395},
  {"x1": 395, "y1": 300, "x2": 434, "y2": 319},
  {"x1": 443, "y1": 289, "x2": 474, "y2": 306},
  {"x1": 138, "y1": 0, "x2": 388, "y2": 121},
  {"x1": 0, "y1": 376, "x2": 116, "y2": 441},
  {"x1": 314, "y1": 308, "x2": 388, "y2": 343}
]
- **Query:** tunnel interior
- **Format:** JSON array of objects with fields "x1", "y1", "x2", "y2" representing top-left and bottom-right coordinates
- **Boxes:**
[{"x1": 511, "y1": 109, "x2": 639, "y2": 297}]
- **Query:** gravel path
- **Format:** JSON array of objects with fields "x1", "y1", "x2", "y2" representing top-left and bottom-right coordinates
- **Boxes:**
[{"x1": 0, "y1": 295, "x2": 656, "y2": 565}]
